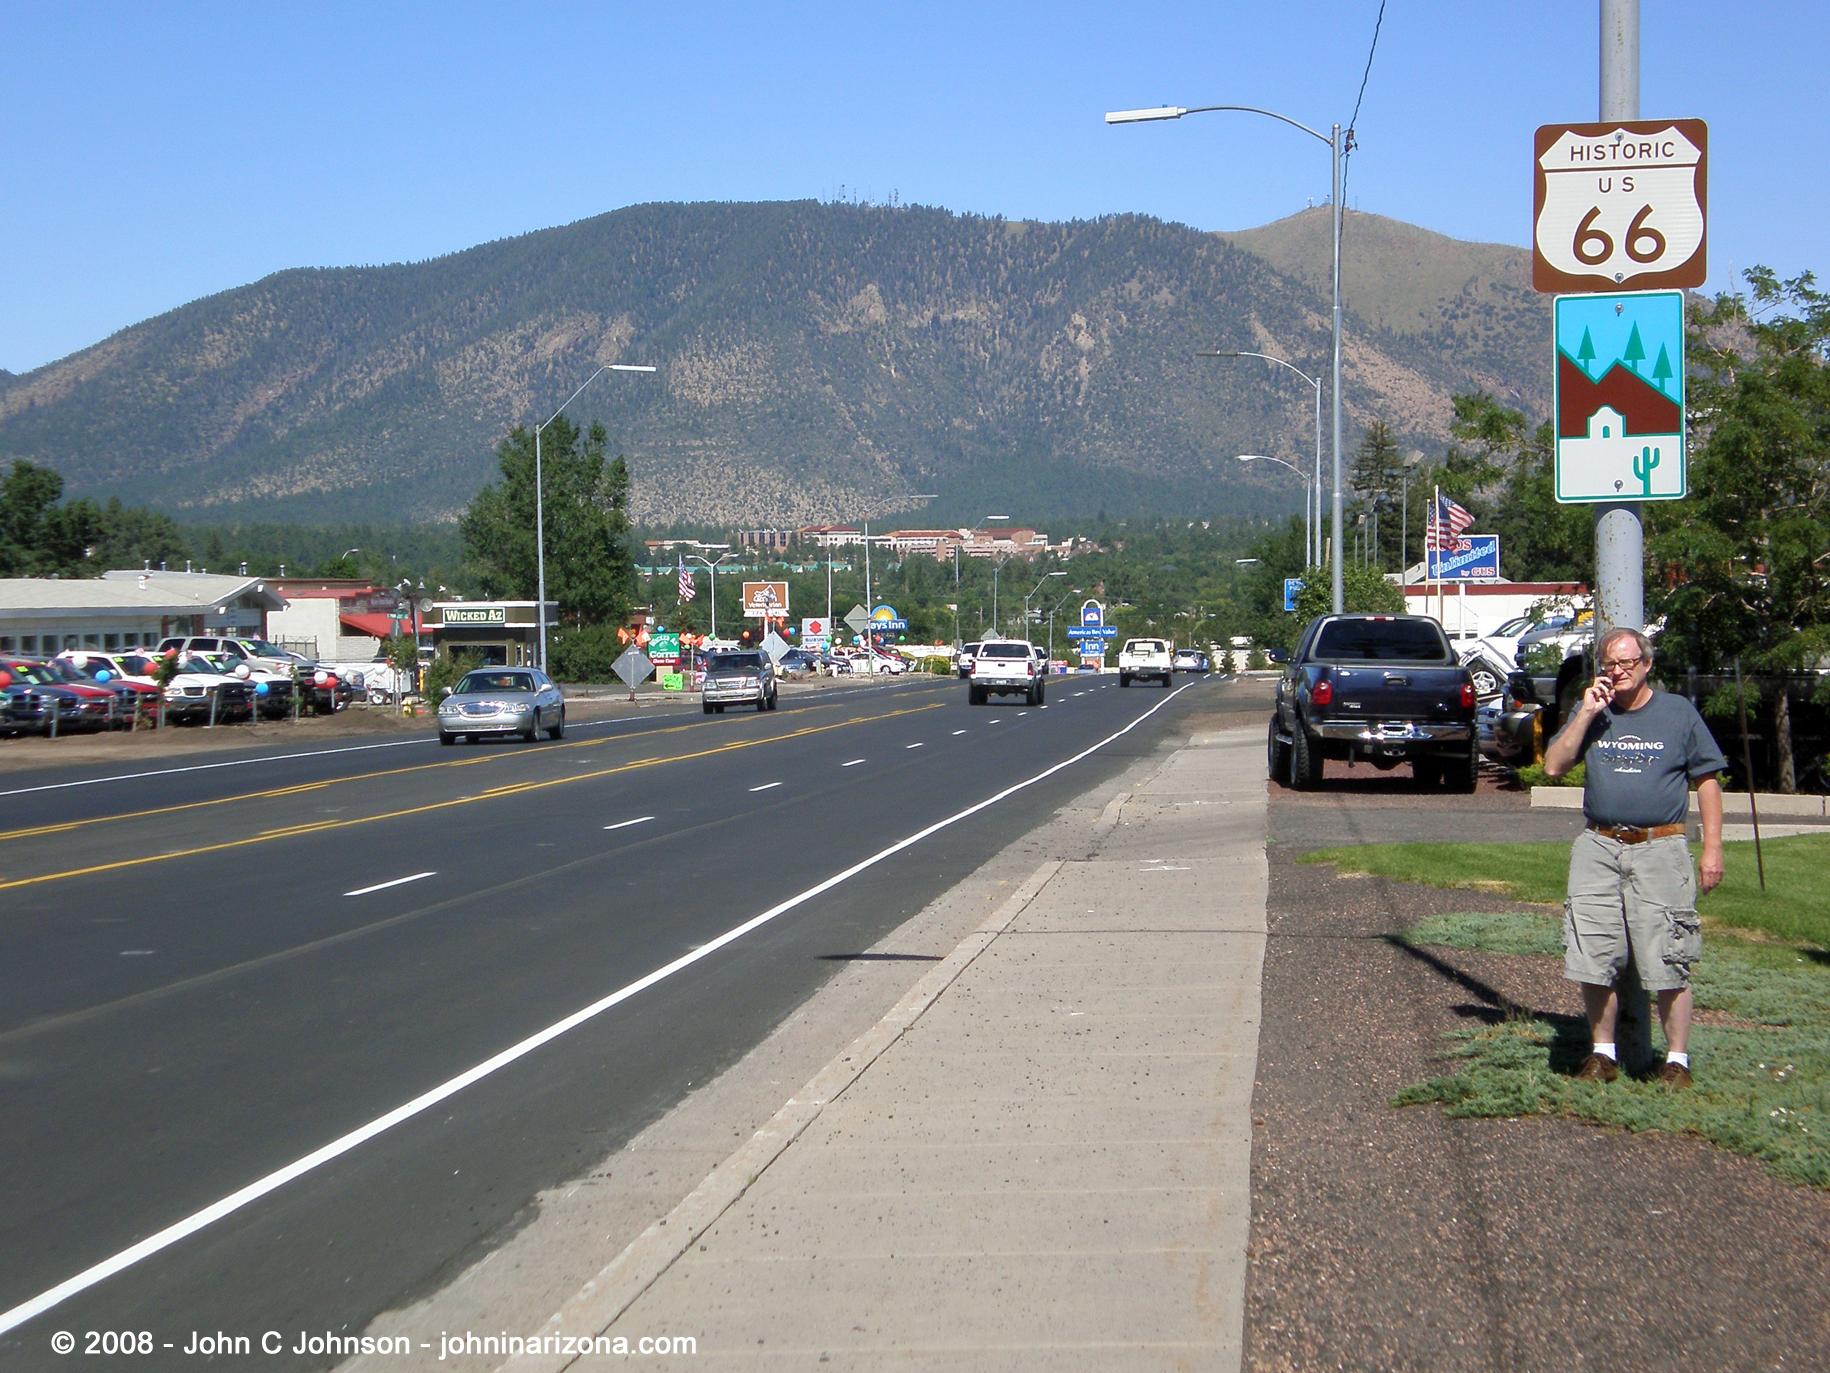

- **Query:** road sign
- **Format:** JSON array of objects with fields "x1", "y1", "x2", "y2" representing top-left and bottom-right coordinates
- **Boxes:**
[
  {"x1": 1283, "y1": 578, "x2": 1304, "y2": 612},
  {"x1": 1066, "y1": 625, "x2": 1118, "y2": 639},
  {"x1": 1079, "y1": 600, "x2": 1105, "y2": 629},
  {"x1": 1426, "y1": 534, "x2": 1501, "y2": 581},
  {"x1": 741, "y1": 581, "x2": 790, "y2": 618},
  {"x1": 761, "y1": 630, "x2": 791, "y2": 662},
  {"x1": 612, "y1": 648, "x2": 653, "y2": 691},
  {"x1": 647, "y1": 631, "x2": 681, "y2": 666},
  {"x1": 843, "y1": 604, "x2": 871, "y2": 634},
  {"x1": 802, "y1": 618, "x2": 827, "y2": 639},
  {"x1": 1533, "y1": 120, "x2": 1707, "y2": 293},
  {"x1": 1553, "y1": 290, "x2": 1686, "y2": 502}
]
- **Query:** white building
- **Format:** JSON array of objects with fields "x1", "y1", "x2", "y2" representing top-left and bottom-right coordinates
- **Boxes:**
[{"x1": 0, "y1": 571, "x2": 284, "y2": 658}]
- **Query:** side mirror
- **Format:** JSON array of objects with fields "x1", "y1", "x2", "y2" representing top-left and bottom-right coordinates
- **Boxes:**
[{"x1": 441, "y1": 686, "x2": 454, "y2": 698}]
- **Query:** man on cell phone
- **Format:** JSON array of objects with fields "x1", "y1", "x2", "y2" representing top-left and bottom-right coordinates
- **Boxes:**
[{"x1": 1542, "y1": 626, "x2": 1725, "y2": 1088}]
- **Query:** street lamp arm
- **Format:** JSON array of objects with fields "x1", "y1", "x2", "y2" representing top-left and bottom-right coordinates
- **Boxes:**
[
  {"x1": 1237, "y1": 453, "x2": 1303, "y2": 479},
  {"x1": 1106, "y1": 104, "x2": 1329, "y2": 146},
  {"x1": 538, "y1": 363, "x2": 659, "y2": 434},
  {"x1": 1198, "y1": 350, "x2": 1321, "y2": 391}
]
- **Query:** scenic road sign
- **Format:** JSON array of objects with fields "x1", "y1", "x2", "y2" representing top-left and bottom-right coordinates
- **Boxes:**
[
  {"x1": 843, "y1": 604, "x2": 871, "y2": 634},
  {"x1": 1427, "y1": 533, "x2": 1501, "y2": 581},
  {"x1": 760, "y1": 630, "x2": 791, "y2": 661},
  {"x1": 1554, "y1": 290, "x2": 1686, "y2": 502},
  {"x1": 1533, "y1": 120, "x2": 1707, "y2": 293}
]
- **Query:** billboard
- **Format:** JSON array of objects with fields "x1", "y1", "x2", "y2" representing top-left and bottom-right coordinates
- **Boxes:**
[
  {"x1": 1426, "y1": 534, "x2": 1501, "y2": 581},
  {"x1": 741, "y1": 581, "x2": 790, "y2": 618}
]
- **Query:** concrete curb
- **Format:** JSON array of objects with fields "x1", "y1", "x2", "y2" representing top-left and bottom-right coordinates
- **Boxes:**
[
  {"x1": 496, "y1": 859, "x2": 1065, "y2": 1373},
  {"x1": 1531, "y1": 785, "x2": 1830, "y2": 816}
]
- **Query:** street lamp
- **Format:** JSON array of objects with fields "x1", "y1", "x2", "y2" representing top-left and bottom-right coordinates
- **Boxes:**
[
  {"x1": 685, "y1": 545, "x2": 731, "y2": 641},
  {"x1": 531, "y1": 362, "x2": 657, "y2": 671},
  {"x1": 1202, "y1": 351, "x2": 1323, "y2": 568},
  {"x1": 1046, "y1": 585, "x2": 1081, "y2": 669},
  {"x1": 1023, "y1": 571, "x2": 1067, "y2": 637},
  {"x1": 1111, "y1": 103, "x2": 1348, "y2": 613},
  {"x1": 1236, "y1": 454, "x2": 1312, "y2": 570}
]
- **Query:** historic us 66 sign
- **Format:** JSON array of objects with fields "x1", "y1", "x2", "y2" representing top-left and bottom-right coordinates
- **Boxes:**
[{"x1": 1533, "y1": 120, "x2": 1707, "y2": 293}]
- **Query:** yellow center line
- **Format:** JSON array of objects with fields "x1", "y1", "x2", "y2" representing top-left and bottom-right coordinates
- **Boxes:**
[
  {"x1": 0, "y1": 690, "x2": 918, "y2": 844},
  {"x1": 0, "y1": 701, "x2": 946, "y2": 893}
]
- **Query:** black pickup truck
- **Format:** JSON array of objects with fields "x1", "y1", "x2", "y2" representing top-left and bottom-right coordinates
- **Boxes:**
[{"x1": 1268, "y1": 614, "x2": 1480, "y2": 792}]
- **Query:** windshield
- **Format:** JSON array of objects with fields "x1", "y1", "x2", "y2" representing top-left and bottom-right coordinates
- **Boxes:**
[
  {"x1": 237, "y1": 640, "x2": 288, "y2": 657},
  {"x1": 1126, "y1": 640, "x2": 1165, "y2": 653},
  {"x1": 979, "y1": 643, "x2": 1031, "y2": 660},
  {"x1": 457, "y1": 671, "x2": 537, "y2": 694},
  {"x1": 121, "y1": 655, "x2": 158, "y2": 675},
  {"x1": 707, "y1": 653, "x2": 764, "y2": 672},
  {"x1": 1313, "y1": 619, "x2": 1452, "y2": 663},
  {"x1": 6, "y1": 662, "x2": 56, "y2": 685}
]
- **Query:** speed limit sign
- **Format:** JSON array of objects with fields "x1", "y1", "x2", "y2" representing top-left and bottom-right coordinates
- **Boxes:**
[{"x1": 1533, "y1": 120, "x2": 1706, "y2": 293}]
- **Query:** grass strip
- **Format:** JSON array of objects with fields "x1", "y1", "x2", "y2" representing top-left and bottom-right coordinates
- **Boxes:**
[
  {"x1": 1392, "y1": 910, "x2": 1830, "y2": 1187},
  {"x1": 1300, "y1": 833, "x2": 1830, "y2": 949}
]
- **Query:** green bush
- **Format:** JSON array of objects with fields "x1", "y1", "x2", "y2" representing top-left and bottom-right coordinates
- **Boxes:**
[
  {"x1": 1515, "y1": 760, "x2": 1585, "y2": 788},
  {"x1": 1247, "y1": 646, "x2": 1270, "y2": 670},
  {"x1": 547, "y1": 624, "x2": 626, "y2": 683},
  {"x1": 920, "y1": 656, "x2": 951, "y2": 675},
  {"x1": 422, "y1": 647, "x2": 481, "y2": 700}
]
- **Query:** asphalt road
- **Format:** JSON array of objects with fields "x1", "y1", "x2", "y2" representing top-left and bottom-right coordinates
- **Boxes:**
[{"x1": 0, "y1": 671, "x2": 1215, "y2": 1369}]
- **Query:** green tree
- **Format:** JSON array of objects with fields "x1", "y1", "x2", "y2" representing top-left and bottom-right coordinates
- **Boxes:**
[
  {"x1": 1292, "y1": 562, "x2": 1403, "y2": 622},
  {"x1": 0, "y1": 460, "x2": 105, "y2": 576},
  {"x1": 1488, "y1": 418, "x2": 1594, "y2": 584},
  {"x1": 460, "y1": 417, "x2": 637, "y2": 624},
  {"x1": 1650, "y1": 267, "x2": 1830, "y2": 790},
  {"x1": 94, "y1": 499, "x2": 189, "y2": 571}
]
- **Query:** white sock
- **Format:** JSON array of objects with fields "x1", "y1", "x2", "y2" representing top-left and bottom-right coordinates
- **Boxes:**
[
  {"x1": 1593, "y1": 1043, "x2": 1617, "y2": 1060},
  {"x1": 1666, "y1": 1052, "x2": 1689, "y2": 1068}
]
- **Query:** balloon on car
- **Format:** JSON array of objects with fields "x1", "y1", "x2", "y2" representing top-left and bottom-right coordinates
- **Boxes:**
[{"x1": 255, "y1": 681, "x2": 270, "y2": 696}]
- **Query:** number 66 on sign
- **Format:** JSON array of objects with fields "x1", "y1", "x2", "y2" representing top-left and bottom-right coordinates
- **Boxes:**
[{"x1": 1533, "y1": 120, "x2": 1707, "y2": 293}]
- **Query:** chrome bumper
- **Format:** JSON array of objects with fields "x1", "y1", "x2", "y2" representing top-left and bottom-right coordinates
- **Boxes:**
[{"x1": 1315, "y1": 721, "x2": 1473, "y2": 744}]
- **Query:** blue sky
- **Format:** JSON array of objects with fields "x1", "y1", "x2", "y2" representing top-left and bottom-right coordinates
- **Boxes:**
[{"x1": 3, "y1": 1, "x2": 1822, "y2": 374}]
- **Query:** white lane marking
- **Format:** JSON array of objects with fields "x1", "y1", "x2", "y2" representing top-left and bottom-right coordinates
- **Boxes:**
[
  {"x1": 904, "y1": 742, "x2": 924, "y2": 749},
  {"x1": 343, "y1": 871, "x2": 437, "y2": 898},
  {"x1": 841, "y1": 758, "x2": 866, "y2": 767},
  {"x1": 1018, "y1": 711, "x2": 1029, "y2": 717},
  {"x1": 0, "y1": 683, "x2": 1191, "y2": 1337},
  {"x1": 0, "y1": 714, "x2": 662, "y2": 800},
  {"x1": 603, "y1": 816, "x2": 656, "y2": 831},
  {"x1": 748, "y1": 782, "x2": 783, "y2": 792},
  {"x1": 119, "y1": 950, "x2": 154, "y2": 956},
  {"x1": 951, "y1": 730, "x2": 967, "y2": 736}
]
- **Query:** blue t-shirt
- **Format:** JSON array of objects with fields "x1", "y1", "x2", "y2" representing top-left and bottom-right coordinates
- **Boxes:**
[{"x1": 1573, "y1": 689, "x2": 1727, "y2": 827}]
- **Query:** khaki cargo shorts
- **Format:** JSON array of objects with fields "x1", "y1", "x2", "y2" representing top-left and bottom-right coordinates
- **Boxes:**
[{"x1": 1562, "y1": 829, "x2": 1701, "y2": 993}]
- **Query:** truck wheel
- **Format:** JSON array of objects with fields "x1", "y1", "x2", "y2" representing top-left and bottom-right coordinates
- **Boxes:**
[
  {"x1": 1266, "y1": 720, "x2": 1291, "y2": 782},
  {"x1": 703, "y1": 700, "x2": 714, "y2": 714},
  {"x1": 1453, "y1": 742, "x2": 1481, "y2": 794},
  {"x1": 1290, "y1": 727, "x2": 1323, "y2": 790},
  {"x1": 1119, "y1": 673, "x2": 1131, "y2": 687},
  {"x1": 1412, "y1": 757, "x2": 1441, "y2": 789},
  {"x1": 969, "y1": 684, "x2": 985, "y2": 705}
]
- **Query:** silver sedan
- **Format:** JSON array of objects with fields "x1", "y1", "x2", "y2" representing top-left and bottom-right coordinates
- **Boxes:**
[{"x1": 437, "y1": 668, "x2": 565, "y2": 744}]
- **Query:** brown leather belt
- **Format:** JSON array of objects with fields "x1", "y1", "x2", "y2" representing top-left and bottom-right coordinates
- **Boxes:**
[{"x1": 1587, "y1": 821, "x2": 1686, "y2": 844}]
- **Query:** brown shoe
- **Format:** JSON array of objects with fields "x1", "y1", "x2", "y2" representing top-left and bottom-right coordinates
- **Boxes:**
[
  {"x1": 1658, "y1": 1061, "x2": 1692, "y2": 1089},
  {"x1": 1576, "y1": 1053, "x2": 1620, "y2": 1083}
]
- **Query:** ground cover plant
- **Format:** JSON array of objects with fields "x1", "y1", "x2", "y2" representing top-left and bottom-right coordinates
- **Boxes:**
[{"x1": 1295, "y1": 836, "x2": 1830, "y2": 1185}]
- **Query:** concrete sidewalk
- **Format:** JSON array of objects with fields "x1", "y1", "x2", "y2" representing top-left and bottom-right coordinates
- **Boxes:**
[{"x1": 509, "y1": 724, "x2": 1267, "y2": 1370}]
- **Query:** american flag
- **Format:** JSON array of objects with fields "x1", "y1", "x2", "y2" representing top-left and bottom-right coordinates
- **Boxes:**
[
  {"x1": 676, "y1": 557, "x2": 696, "y2": 602},
  {"x1": 1424, "y1": 491, "x2": 1475, "y2": 552}
]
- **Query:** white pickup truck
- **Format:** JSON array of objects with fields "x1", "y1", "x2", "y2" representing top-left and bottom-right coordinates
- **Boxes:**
[
  {"x1": 968, "y1": 639, "x2": 1044, "y2": 705},
  {"x1": 1118, "y1": 638, "x2": 1174, "y2": 688}
]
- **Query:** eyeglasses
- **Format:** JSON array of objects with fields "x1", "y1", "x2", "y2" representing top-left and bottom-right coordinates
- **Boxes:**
[{"x1": 1599, "y1": 656, "x2": 1644, "y2": 673}]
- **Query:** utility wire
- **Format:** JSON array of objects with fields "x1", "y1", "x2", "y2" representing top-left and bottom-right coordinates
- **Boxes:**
[{"x1": 1347, "y1": 0, "x2": 1388, "y2": 137}]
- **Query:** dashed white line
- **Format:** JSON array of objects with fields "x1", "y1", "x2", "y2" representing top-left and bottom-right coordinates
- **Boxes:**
[
  {"x1": 841, "y1": 758, "x2": 866, "y2": 767},
  {"x1": 343, "y1": 872, "x2": 437, "y2": 898},
  {"x1": 603, "y1": 816, "x2": 656, "y2": 831},
  {"x1": 951, "y1": 730, "x2": 967, "y2": 736},
  {"x1": 748, "y1": 782, "x2": 783, "y2": 792},
  {"x1": 0, "y1": 682, "x2": 1193, "y2": 1337},
  {"x1": 904, "y1": 742, "x2": 924, "y2": 749}
]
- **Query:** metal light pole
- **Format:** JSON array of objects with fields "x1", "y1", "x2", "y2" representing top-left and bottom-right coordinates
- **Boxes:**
[
  {"x1": 1046, "y1": 586, "x2": 1081, "y2": 670},
  {"x1": 1112, "y1": 104, "x2": 1347, "y2": 612},
  {"x1": 1023, "y1": 571, "x2": 1067, "y2": 638},
  {"x1": 1235, "y1": 454, "x2": 1311, "y2": 567},
  {"x1": 1595, "y1": 0, "x2": 1644, "y2": 638},
  {"x1": 1201, "y1": 352, "x2": 1322, "y2": 568},
  {"x1": 955, "y1": 516, "x2": 1009, "y2": 635},
  {"x1": 531, "y1": 362, "x2": 657, "y2": 671},
  {"x1": 686, "y1": 547, "x2": 731, "y2": 641}
]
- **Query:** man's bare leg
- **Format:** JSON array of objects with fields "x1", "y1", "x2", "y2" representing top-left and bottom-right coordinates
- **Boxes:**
[
  {"x1": 1581, "y1": 982, "x2": 1619, "y2": 1047},
  {"x1": 1656, "y1": 987, "x2": 1692, "y2": 1056}
]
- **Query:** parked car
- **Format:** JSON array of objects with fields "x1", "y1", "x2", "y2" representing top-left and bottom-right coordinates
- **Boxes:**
[
  {"x1": 188, "y1": 651, "x2": 297, "y2": 719},
  {"x1": 1118, "y1": 638, "x2": 1174, "y2": 688},
  {"x1": 46, "y1": 656, "x2": 161, "y2": 722},
  {"x1": 1268, "y1": 614, "x2": 1480, "y2": 792},
  {"x1": 701, "y1": 651, "x2": 778, "y2": 713},
  {"x1": 160, "y1": 655, "x2": 256, "y2": 724},
  {"x1": 776, "y1": 648, "x2": 821, "y2": 678},
  {"x1": 0, "y1": 662, "x2": 85, "y2": 735},
  {"x1": 437, "y1": 667, "x2": 565, "y2": 743},
  {"x1": 1172, "y1": 648, "x2": 1211, "y2": 674},
  {"x1": 0, "y1": 658, "x2": 115, "y2": 731},
  {"x1": 969, "y1": 638, "x2": 1044, "y2": 705}
]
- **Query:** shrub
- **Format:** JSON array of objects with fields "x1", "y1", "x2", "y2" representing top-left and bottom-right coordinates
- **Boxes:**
[
  {"x1": 548, "y1": 624, "x2": 626, "y2": 683},
  {"x1": 422, "y1": 647, "x2": 481, "y2": 700},
  {"x1": 1515, "y1": 760, "x2": 1584, "y2": 788}
]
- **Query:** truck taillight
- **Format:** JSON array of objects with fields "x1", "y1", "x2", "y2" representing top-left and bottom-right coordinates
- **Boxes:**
[
  {"x1": 1310, "y1": 679, "x2": 1333, "y2": 706},
  {"x1": 1460, "y1": 682, "x2": 1476, "y2": 709}
]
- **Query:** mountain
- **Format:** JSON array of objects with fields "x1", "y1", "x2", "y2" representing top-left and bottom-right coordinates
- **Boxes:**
[{"x1": 0, "y1": 202, "x2": 1549, "y2": 527}]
